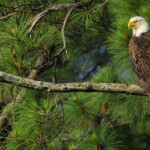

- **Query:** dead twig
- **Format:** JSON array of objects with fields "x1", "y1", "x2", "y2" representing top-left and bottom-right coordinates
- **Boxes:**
[
  {"x1": 53, "y1": 8, "x2": 74, "y2": 59},
  {"x1": 0, "y1": 12, "x2": 20, "y2": 20},
  {"x1": 52, "y1": 57, "x2": 57, "y2": 83}
]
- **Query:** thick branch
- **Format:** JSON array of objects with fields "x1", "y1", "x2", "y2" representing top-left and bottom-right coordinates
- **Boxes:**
[{"x1": 0, "y1": 71, "x2": 147, "y2": 96}]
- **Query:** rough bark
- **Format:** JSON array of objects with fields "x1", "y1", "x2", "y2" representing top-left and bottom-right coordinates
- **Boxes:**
[{"x1": 0, "y1": 71, "x2": 147, "y2": 96}]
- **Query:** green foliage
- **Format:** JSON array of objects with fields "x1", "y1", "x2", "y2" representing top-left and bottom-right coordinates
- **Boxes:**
[
  {"x1": 76, "y1": 123, "x2": 121, "y2": 150},
  {"x1": 4, "y1": 92, "x2": 63, "y2": 150},
  {"x1": 0, "y1": 0, "x2": 150, "y2": 150},
  {"x1": 0, "y1": 14, "x2": 59, "y2": 75}
]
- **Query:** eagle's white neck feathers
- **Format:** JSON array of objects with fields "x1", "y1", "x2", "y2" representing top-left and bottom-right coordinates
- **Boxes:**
[
  {"x1": 133, "y1": 21, "x2": 149, "y2": 37},
  {"x1": 129, "y1": 16, "x2": 149, "y2": 37}
]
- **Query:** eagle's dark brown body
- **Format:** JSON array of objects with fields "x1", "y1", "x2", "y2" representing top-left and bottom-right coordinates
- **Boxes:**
[{"x1": 129, "y1": 31, "x2": 150, "y2": 93}]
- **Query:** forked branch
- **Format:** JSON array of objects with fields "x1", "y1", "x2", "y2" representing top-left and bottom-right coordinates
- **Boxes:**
[{"x1": 28, "y1": 0, "x2": 93, "y2": 32}]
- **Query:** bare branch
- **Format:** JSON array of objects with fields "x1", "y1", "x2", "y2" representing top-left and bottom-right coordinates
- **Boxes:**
[
  {"x1": 52, "y1": 57, "x2": 57, "y2": 82},
  {"x1": 26, "y1": 9, "x2": 73, "y2": 71},
  {"x1": 28, "y1": 0, "x2": 93, "y2": 32},
  {"x1": 0, "y1": 12, "x2": 20, "y2": 20},
  {"x1": 0, "y1": 71, "x2": 147, "y2": 96},
  {"x1": 0, "y1": 2, "x2": 52, "y2": 20},
  {"x1": 53, "y1": 8, "x2": 74, "y2": 59}
]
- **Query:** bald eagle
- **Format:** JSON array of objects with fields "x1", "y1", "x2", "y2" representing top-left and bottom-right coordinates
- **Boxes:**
[{"x1": 128, "y1": 16, "x2": 150, "y2": 93}]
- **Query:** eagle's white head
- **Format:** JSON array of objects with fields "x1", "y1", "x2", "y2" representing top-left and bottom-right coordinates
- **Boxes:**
[{"x1": 128, "y1": 16, "x2": 149, "y2": 37}]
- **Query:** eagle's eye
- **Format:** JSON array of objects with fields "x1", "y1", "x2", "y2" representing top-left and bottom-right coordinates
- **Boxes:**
[{"x1": 134, "y1": 20, "x2": 138, "y2": 23}]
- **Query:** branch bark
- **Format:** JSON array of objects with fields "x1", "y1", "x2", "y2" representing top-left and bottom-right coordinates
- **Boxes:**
[
  {"x1": 52, "y1": 8, "x2": 74, "y2": 59},
  {"x1": 0, "y1": 71, "x2": 147, "y2": 96},
  {"x1": 28, "y1": 0, "x2": 93, "y2": 32}
]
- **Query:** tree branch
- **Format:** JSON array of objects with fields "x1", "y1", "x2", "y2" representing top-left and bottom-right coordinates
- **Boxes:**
[
  {"x1": 52, "y1": 8, "x2": 74, "y2": 59},
  {"x1": 28, "y1": 0, "x2": 93, "y2": 32},
  {"x1": 0, "y1": 71, "x2": 147, "y2": 96},
  {"x1": 0, "y1": 12, "x2": 20, "y2": 20}
]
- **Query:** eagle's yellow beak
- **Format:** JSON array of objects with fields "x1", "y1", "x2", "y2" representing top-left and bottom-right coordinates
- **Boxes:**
[{"x1": 128, "y1": 21, "x2": 137, "y2": 29}]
